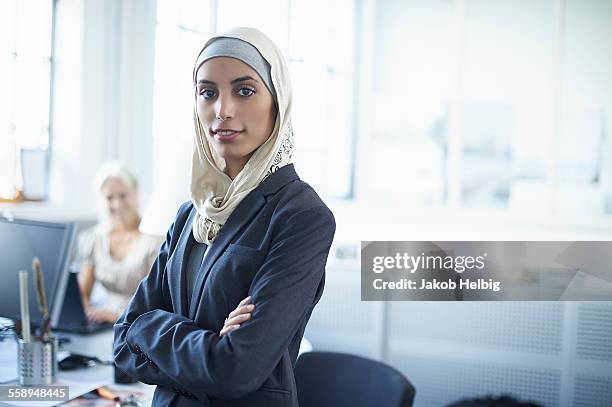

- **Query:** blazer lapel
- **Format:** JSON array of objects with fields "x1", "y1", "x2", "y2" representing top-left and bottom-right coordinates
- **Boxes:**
[
  {"x1": 188, "y1": 191, "x2": 266, "y2": 318},
  {"x1": 168, "y1": 208, "x2": 197, "y2": 317},
  {"x1": 187, "y1": 164, "x2": 300, "y2": 319}
]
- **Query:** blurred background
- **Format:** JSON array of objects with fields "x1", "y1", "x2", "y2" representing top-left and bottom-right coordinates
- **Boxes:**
[{"x1": 1, "y1": 0, "x2": 611, "y2": 406}]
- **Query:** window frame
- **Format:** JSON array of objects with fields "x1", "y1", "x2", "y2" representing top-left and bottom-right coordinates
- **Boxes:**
[{"x1": 0, "y1": 0, "x2": 55, "y2": 203}]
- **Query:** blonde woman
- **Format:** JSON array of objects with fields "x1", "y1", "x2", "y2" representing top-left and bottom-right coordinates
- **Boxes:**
[
  {"x1": 114, "y1": 28, "x2": 336, "y2": 406},
  {"x1": 77, "y1": 161, "x2": 162, "y2": 323}
]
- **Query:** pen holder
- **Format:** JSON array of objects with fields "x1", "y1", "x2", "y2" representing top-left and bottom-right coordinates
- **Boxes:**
[{"x1": 18, "y1": 337, "x2": 58, "y2": 385}]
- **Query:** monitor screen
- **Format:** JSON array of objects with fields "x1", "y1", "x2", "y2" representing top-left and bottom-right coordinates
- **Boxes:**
[{"x1": 0, "y1": 217, "x2": 75, "y2": 327}]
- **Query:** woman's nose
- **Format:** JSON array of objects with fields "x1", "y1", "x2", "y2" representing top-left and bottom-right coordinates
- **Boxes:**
[
  {"x1": 109, "y1": 198, "x2": 122, "y2": 212},
  {"x1": 214, "y1": 94, "x2": 234, "y2": 120}
]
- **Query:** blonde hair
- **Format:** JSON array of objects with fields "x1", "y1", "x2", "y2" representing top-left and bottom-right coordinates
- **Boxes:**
[{"x1": 94, "y1": 161, "x2": 140, "y2": 231}]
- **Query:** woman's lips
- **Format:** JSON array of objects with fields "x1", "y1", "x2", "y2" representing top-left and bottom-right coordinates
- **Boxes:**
[{"x1": 212, "y1": 129, "x2": 243, "y2": 142}]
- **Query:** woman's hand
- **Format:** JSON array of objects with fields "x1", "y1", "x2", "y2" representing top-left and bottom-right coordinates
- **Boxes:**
[
  {"x1": 219, "y1": 296, "x2": 255, "y2": 337},
  {"x1": 85, "y1": 306, "x2": 120, "y2": 324}
]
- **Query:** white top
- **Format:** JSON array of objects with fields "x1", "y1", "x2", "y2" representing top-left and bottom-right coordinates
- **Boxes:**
[{"x1": 77, "y1": 226, "x2": 164, "y2": 312}]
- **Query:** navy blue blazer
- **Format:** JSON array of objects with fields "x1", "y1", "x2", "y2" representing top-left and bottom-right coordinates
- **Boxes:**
[{"x1": 113, "y1": 164, "x2": 335, "y2": 406}]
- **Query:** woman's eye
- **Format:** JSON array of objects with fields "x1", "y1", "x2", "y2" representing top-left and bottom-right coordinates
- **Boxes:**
[
  {"x1": 199, "y1": 89, "x2": 216, "y2": 99},
  {"x1": 237, "y1": 87, "x2": 255, "y2": 97}
]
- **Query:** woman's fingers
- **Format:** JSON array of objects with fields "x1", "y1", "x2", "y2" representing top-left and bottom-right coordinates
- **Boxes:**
[
  {"x1": 220, "y1": 324, "x2": 240, "y2": 337},
  {"x1": 86, "y1": 308, "x2": 103, "y2": 323},
  {"x1": 85, "y1": 307, "x2": 98, "y2": 321},
  {"x1": 85, "y1": 306, "x2": 117, "y2": 323},
  {"x1": 227, "y1": 304, "x2": 255, "y2": 320},
  {"x1": 224, "y1": 313, "x2": 251, "y2": 327},
  {"x1": 219, "y1": 296, "x2": 255, "y2": 337}
]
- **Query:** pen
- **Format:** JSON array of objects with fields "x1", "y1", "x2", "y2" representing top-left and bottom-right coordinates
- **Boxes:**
[
  {"x1": 33, "y1": 257, "x2": 51, "y2": 339},
  {"x1": 19, "y1": 270, "x2": 31, "y2": 342}
]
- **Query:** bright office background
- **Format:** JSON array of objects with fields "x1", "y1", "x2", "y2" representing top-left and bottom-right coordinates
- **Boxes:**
[
  {"x1": 1, "y1": 0, "x2": 612, "y2": 406},
  {"x1": 3, "y1": 0, "x2": 612, "y2": 225}
]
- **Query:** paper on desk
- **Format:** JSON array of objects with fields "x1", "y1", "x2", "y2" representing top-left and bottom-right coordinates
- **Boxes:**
[{"x1": 1, "y1": 379, "x2": 108, "y2": 407}]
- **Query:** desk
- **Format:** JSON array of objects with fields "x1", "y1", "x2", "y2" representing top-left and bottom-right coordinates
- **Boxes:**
[
  {"x1": 0, "y1": 330, "x2": 155, "y2": 406},
  {"x1": 1, "y1": 332, "x2": 314, "y2": 406}
]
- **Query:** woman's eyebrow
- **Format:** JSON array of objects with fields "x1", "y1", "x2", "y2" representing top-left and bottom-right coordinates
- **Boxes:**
[
  {"x1": 230, "y1": 75, "x2": 259, "y2": 84},
  {"x1": 196, "y1": 76, "x2": 259, "y2": 85}
]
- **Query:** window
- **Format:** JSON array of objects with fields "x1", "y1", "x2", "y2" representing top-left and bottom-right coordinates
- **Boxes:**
[
  {"x1": 556, "y1": 0, "x2": 612, "y2": 215},
  {"x1": 152, "y1": 0, "x2": 612, "y2": 217},
  {"x1": 288, "y1": 0, "x2": 356, "y2": 198},
  {"x1": 366, "y1": 0, "x2": 612, "y2": 216},
  {"x1": 461, "y1": 0, "x2": 556, "y2": 210},
  {"x1": 0, "y1": 0, "x2": 53, "y2": 200},
  {"x1": 366, "y1": 0, "x2": 453, "y2": 207}
]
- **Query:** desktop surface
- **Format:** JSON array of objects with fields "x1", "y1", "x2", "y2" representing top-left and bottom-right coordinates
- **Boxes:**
[{"x1": 0, "y1": 329, "x2": 154, "y2": 406}]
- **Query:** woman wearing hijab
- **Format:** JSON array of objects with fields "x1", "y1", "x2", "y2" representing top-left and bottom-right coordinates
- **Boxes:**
[{"x1": 113, "y1": 27, "x2": 336, "y2": 406}]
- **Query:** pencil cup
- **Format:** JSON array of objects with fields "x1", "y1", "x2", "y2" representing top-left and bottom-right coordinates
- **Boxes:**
[{"x1": 18, "y1": 337, "x2": 58, "y2": 385}]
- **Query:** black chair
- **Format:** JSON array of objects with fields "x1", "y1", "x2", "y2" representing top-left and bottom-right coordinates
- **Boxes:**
[{"x1": 294, "y1": 351, "x2": 416, "y2": 407}]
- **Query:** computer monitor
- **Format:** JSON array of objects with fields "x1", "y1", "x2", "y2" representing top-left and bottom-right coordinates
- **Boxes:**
[{"x1": 0, "y1": 216, "x2": 76, "y2": 328}]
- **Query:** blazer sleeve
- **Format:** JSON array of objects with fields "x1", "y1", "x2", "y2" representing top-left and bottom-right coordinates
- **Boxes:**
[
  {"x1": 112, "y1": 202, "x2": 190, "y2": 390},
  {"x1": 117, "y1": 205, "x2": 335, "y2": 400}
]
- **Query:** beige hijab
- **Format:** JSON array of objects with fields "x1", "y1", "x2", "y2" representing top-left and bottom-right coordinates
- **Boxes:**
[{"x1": 190, "y1": 27, "x2": 294, "y2": 245}]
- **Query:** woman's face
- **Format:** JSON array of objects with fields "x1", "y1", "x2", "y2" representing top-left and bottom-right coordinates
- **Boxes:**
[
  {"x1": 101, "y1": 177, "x2": 139, "y2": 228},
  {"x1": 195, "y1": 57, "x2": 276, "y2": 169}
]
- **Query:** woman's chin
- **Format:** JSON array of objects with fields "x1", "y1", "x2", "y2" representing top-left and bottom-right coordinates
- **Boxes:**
[
  {"x1": 216, "y1": 148, "x2": 253, "y2": 164},
  {"x1": 110, "y1": 214, "x2": 137, "y2": 229}
]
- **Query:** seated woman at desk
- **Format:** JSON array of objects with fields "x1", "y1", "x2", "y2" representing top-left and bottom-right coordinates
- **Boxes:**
[
  {"x1": 77, "y1": 162, "x2": 162, "y2": 324},
  {"x1": 113, "y1": 28, "x2": 336, "y2": 406}
]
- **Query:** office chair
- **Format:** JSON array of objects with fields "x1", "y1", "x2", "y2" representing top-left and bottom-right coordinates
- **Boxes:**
[{"x1": 294, "y1": 351, "x2": 416, "y2": 407}]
